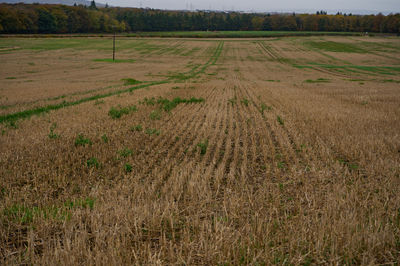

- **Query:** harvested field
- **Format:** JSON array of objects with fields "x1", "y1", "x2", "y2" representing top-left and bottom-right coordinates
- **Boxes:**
[{"x1": 0, "y1": 36, "x2": 400, "y2": 264}]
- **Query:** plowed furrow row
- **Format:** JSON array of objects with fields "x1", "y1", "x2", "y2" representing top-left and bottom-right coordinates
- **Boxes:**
[
  {"x1": 212, "y1": 87, "x2": 237, "y2": 198},
  {"x1": 218, "y1": 86, "x2": 244, "y2": 195},
  {"x1": 166, "y1": 88, "x2": 229, "y2": 202},
  {"x1": 240, "y1": 100, "x2": 266, "y2": 183},
  {"x1": 238, "y1": 85, "x2": 282, "y2": 167},
  {"x1": 203, "y1": 91, "x2": 230, "y2": 195},
  {"x1": 136, "y1": 88, "x2": 213, "y2": 179},
  {"x1": 246, "y1": 86, "x2": 299, "y2": 168},
  {"x1": 237, "y1": 84, "x2": 275, "y2": 186},
  {"x1": 148, "y1": 88, "x2": 220, "y2": 194}
]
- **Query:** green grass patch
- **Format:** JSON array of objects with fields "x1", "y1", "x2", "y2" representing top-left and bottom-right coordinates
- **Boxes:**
[
  {"x1": 122, "y1": 78, "x2": 141, "y2": 85},
  {"x1": 259, "y1": 103, "x2": 272, "y2": 115},
  {"x1": 118, "y1": 147, "x2": 133, "y2": 158},
  {"x1": 197, "y1": 139, "x2": 209, "y2": 155},
  {"x1": 5, "y1": 77, "x2": 16, "y2": 80},
  {"x1": 108, "y1": 105, "x2": 137, "y2": 119},
  {"x1": 228, "y1": 97, "x2": 237, "y2": 106},
  {"x1": 124, "y1": 163, "x2": 133, "y2": 173},
  {"x1": 75, "y1": 133, "x2": 92, "y2": 147},
  {"x1": 86, "y1": 157, "x2": 100, "y2": 168},
  {"x1": 304, "y1": 78, "x2": 330, "y2": 83},
  {"x1": 101, "y1": 134, "x2": 108, "y2": 143},
  {"x1": 346, "y1": 79, "x2": 365, "y2": 82},
  {"x1": 338, "y1": 158, "x2": 359, "y2": 171},
  {"x1": 140, "y1": 97, "x2": 157, "y2": 106},
  {"x1": 305, "y1": 41, "x2": 366, "y2": 53},
  {"x1": 130, "y1": 124, "x2": 143, "y2": 132},
  {"x1": 241, "y1": 98, "x2": 249, "y2": 106},
  {"x1": 157, "y1": 97, "x2": 205, "y2": 112},
  {"x1": 277, "y1": 116, "x2": 284, "y2": 125},
  {"x1": 295, "y1": 63, "x2": 400, "y2": 76},
  {"x1": 150, "y1": 109, "x2": 162, "y2": 120},
  {"x1": 145, "y1": 128, "x2": 161, "y2": 136},
  {"x1": 382, "y1": 79, "x2": 400, "y2": 83},
  {"x1": 48, "y1": 123, "x2": 60, "y2": 139},
  {"x1": 2, "y1": 198, "x2": 95, "y2": 225}
]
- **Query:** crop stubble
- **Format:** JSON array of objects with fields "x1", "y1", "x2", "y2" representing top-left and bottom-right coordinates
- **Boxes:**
[{"x1": 0, "y1": 36, "x2": 400, "y2": 264}]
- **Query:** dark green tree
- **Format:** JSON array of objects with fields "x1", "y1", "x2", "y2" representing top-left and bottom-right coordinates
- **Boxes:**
[{"x1": 90, "y1": 0, "x2": 97, "y2": 10}]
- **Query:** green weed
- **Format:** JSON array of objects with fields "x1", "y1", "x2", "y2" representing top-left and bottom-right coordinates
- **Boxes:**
[
  {"x1": 338, "y1": 158, "x2": 359, "y2": 170},
  {"x1": 228, "y1": 97, "x2": 237, "y2": 106},
  {"x1": 260, "y1": 103, "x2": 272, "y2": 114},
  {"x1": 124, "y1": 163, "x2": 133, "y2": 173},
  {"x1": 260, "y1": 103, "x2": 272, "y2": 115},
  {"x1": 48, "y1": 123, "x2": 60, "y2": 139},
  {"x1": 241, "y1": 98, "x2": 249, "y2": 106},
  {"x1": 197, "y1": 139, "x2": 209, "y2": 155},
  {"x1": 131, "y1": 124, "x2": 143, "y2": 132},
  {"x1": 118, "y1": 147, "x2": 133, "y2": 158},
  {"x1": 122, "y1": 78, "x2": 141, "y2": 85},
  {"x1": 86, "y1": 158, "x2": 100, "y2": 168},
  {"x1": 157, "y1": 97, "x2": 205, "y2": 112},
  {"x1": 277, "y1": 116, "x2": 284, "y2": 125},
  {"x1": 382, "y1": 79, "x2": 400, "y2": 83},
  {"x1": 2, "y1": 198, "x2": 95, "y2": 225},
  {"x1": 140, "y1": 97, "x2": 157, "y2": 106},
  {"x1": 6, "y1": 120, "x2": 18, "y2": 129},
  {"x1": 150, "y1": 110, "x2": 162, "y2": 120},
  {"x1": 5, "y1": 77, "x2": 16, "y2": 80},
  {"x1": 146, "y1": 128, "x2": 161, "y2": 136},
  {"x1": 108, "y1": 105, "x2": 138, "y2": 119},
  {"x1": 296, "y1": 63, "x2": 400, "y2": 76},
  {"x1": 75, "y1": 134, "x2": 92, "y2": 147},
  {"x1": 101, "y1": 134, "x2": 108, "y2": 143},
  {"x1": 304, "y1": 78, "x2": 330, "y2": 83},
  {"x1": 277, "y1": 161, "x2": 286, "y2": 169}
]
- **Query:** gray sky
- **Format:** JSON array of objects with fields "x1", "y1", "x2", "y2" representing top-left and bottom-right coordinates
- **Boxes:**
[{"x1": 98, "y1": 0, "x2": 399, "y2": 14}]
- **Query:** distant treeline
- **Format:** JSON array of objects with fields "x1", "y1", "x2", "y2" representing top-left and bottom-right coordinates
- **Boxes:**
[{"x1": 0, "y1": 3, "x2": 399, "y2": 34}]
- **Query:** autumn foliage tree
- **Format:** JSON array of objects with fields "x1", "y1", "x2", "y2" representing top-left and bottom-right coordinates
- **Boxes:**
[{"x1": 0, "y1": 3, "x2": 399, "y2": 34}]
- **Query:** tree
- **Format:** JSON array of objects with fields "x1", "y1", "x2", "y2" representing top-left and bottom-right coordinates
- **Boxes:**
[
  {"x1": 251, "y1": 16, "x2": 263, "y2": 31},
  {"x1": 90, "y1": 0, "x2": 97, "y2": 10},
  {"x1": 37, "y1": 8, "x2": 56, "y2": 33},
  {"x1": 0, "y1": 3, "x2": 399, "y2": 34}
]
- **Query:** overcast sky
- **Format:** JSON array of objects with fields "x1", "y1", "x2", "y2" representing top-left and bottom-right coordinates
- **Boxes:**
[{"x1": 98, "y1": 0, "x2": 399, "y2": 14}]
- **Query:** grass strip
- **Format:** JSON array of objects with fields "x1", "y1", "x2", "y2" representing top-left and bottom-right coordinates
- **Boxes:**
[{"x1": 0, "y1": 81, "x2": 167, "y2": 124}]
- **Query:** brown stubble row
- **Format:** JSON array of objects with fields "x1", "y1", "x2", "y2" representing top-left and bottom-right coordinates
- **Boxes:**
[
  {"x1": 244, "y1": 41, "x2": 400, "y2": 262},
  {"x1": 1, "y1": 37, "x2": 400, "y2": 264}
]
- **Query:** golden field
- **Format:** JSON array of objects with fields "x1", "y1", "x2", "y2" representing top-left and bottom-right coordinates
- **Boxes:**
[{"x1": 0, "y1": 36, "x2": 400, "y2": 264}]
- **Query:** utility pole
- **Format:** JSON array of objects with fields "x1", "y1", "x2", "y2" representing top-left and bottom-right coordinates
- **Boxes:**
[{"x1": 112, "y1": 26, "x2": 116, "y2": 61}]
